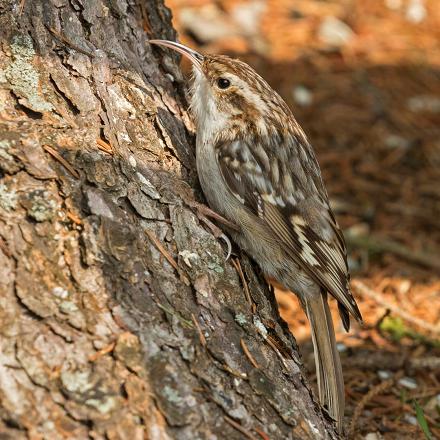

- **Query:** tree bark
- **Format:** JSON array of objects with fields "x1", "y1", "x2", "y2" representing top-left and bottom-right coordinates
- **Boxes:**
[{"x1": 0, "y1": 1, "x2": 338, "y2": 438}]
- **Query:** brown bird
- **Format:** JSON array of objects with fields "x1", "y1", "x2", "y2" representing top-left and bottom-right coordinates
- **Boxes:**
[{"x1": 150, "y1": 39, "x2": 362, "y2": 431}]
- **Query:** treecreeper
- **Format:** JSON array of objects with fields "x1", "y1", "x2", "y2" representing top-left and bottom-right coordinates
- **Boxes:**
[{"x1": 150, "y1": 39, "x2": 363, "y2": 432}]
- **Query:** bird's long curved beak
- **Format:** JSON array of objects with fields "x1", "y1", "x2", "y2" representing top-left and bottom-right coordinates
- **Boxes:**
[{"x1": 149, "y1": 40, "x2": 204, "y2": 70}]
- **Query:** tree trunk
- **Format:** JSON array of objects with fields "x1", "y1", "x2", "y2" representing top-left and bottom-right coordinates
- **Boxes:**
[{"x1": 0, "y1": 1, "x2": 338, "y2": 438}]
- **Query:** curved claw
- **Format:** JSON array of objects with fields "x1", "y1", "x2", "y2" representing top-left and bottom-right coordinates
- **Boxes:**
[{"x1": 220, "y1": 233, "x2": 232, "y2": 261}]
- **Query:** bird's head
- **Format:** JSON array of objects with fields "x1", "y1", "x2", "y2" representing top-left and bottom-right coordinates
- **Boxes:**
[{"x1": 149, "y1": 40, "x2": 291, "y2": 139}]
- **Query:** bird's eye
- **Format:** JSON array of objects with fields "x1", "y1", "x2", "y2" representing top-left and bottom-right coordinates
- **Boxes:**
[{"x1": 217, "y1": 78, "x2": 230, "y2": 89}]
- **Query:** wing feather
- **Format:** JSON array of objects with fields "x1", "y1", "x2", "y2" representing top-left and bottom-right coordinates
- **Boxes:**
[{"x1": 216, "y1": 136, "x2": 362, "y2": 324}]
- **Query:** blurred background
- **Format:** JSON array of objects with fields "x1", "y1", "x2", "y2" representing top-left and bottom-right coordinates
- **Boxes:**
[{"x1": 163, "y1": 0, "x2": 440, "y2": 438}]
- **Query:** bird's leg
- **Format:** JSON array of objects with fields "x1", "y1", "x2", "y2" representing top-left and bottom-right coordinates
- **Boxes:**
[
  {"x1": 185, "y1": 200, "x2": 238, "y2": 261},
  {"x1": 187, "y1": 200, "x2": 238, "y2": 230},
  {"x1": 168, "y1": 177, "x2": 238, "y2": 260}
]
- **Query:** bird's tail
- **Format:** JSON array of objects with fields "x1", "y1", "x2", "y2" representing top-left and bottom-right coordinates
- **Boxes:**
[{"x1": 304, "y1": 292, "x2": 344, "y2": 432}]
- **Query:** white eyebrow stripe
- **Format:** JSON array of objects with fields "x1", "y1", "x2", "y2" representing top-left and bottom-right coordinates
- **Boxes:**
[{"x1": 226, "y1": 73, "x2": 269, "y2": 116}]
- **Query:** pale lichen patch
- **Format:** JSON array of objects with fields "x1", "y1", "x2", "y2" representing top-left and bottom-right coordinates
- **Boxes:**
[
  {"x1": 179, "y1": 250, "x2": 199, "y2": 267},
  {"x1": 253, "y1": 317, "x2": 268, "y2": 339},
  {"x1": 59, "y1": 301, "x2": 79, "y2": 314},
  {"x1": 235, "y1": 312, "x2": 247, "y2": 326},
  {"x1": 52, "y1": 287, "x2": 69, "y2": 299},
  {"x1": 60, "y1": 368, "x2": 93, "y2": 394},
  {"x1": 0, "y1": 183, "x2": 18, "y2": 211},
  {"x1": 85, "y1": 396, "x2": 118, "y2": 414},
  {"x1": 4, "y1": 35, "x2": 53, "y2": 113},
  {"x1": 26, "y1": 190, "x2": 58, "y2": 222},
  {"x1": 162, "y1": 385, "x2": 183, "y2": 406}
]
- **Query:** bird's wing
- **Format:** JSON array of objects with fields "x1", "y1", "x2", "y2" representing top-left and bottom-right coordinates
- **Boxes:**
[{"x1": 216, "y1": 135, "x2": 362, "y2": 323}]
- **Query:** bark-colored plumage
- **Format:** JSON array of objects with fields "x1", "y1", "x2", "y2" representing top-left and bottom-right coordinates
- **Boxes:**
[
  {"x1": 305, "y1": 292, "x2": 345, "y2": 431},
  {"x1": 150, "y1": 40, "x2": 362, "y2": 431}
]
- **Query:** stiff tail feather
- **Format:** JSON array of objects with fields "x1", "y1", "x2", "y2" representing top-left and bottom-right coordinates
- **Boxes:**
[{"x1": 304, "y1": 292, "x2": 345, "y2": 432}]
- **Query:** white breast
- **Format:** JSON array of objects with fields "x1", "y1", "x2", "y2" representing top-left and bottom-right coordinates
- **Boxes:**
[
  {"x1": 191, "y1": 69, "x2": 235, "y2": 216},
  {"x1": 190, "y1": 70, "x2": 228, "y2": 145}
]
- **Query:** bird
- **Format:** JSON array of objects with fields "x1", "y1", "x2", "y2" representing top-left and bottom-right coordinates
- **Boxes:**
[{"x1": 149, "y1": 39, "x2": 363, "y2": 431}]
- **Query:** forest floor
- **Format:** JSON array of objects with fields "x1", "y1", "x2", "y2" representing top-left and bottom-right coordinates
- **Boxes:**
[{"x1": 164, "y1": 0, "x2": 440, "y2": 438}]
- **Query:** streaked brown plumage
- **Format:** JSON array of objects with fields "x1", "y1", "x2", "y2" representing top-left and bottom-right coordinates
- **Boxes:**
[{"x1": 150, "y1": 39, "x2": 362, "y2": 431}]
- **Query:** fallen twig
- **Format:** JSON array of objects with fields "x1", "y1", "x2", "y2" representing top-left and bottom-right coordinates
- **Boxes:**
[
  {"x1": 96, "y1": 138, "x2": 113, "y2": 154},
  {"x1": 66, "y1": 211, "x2": 82, "y2": 225},
  {"x1": 220, "y1": 364, "x2": 247, "y2": 379},
  {"x1": 191, "y1": 313, "x2": 206, "y2": 347},
  {"x1": 145, "y1": 229, "x2": 190, "y2": 286},
  {"x1": 254, "y1": 428, "x2": 270, "y2": 440},
  {"x1": 144, "y1": 229, "x2": 179, "y2": 271},
  {"x1": 232, "y1": 258, "x2": 252, "y2": 308},
  {"x1": 224, "y1": 416, "x2": 258, "y2": 440},
  {"x1": 88, "y1": 341, "x2": 116, "y2": 362},
  {"x1": 43, "y1": 145, "x2": 80, "y2": 179},
  {"x1": 240, "y1": 338, "x2": 260, "y2": 369}
]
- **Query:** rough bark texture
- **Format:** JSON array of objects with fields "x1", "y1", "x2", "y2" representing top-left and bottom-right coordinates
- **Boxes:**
[{"x1": 0, "y1": 1, "x2": 338, "y2": 438}]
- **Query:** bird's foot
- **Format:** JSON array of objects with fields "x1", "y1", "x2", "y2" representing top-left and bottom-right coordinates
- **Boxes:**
[{"x1": 186, "y1": 200, "x2": 237, "y2": 261}]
